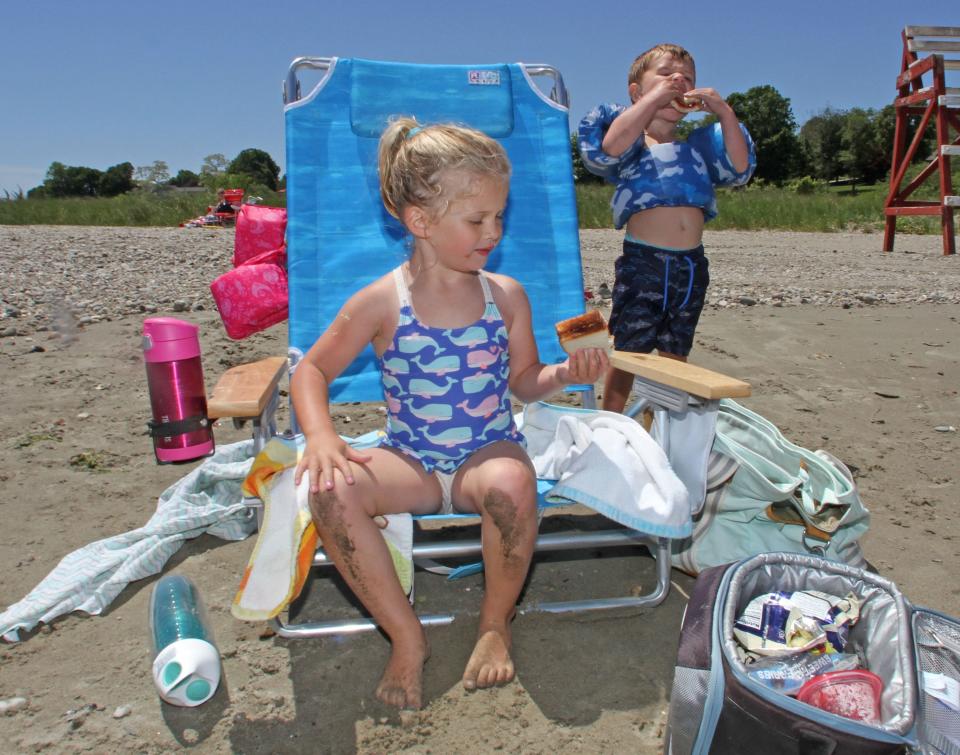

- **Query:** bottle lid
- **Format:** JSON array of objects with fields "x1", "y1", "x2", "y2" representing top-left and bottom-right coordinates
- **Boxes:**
[
  {"x1": 152, "y1": 638, "x2": 221, "y2": 707},
  {"x1": 143, "y1": 317, "x2": 199, "y2": 344}
]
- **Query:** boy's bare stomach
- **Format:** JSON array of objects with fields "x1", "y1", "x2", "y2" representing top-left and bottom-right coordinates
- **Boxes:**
[{"x1": 626, "y1": 206, "x2": 704, "y2": 250}]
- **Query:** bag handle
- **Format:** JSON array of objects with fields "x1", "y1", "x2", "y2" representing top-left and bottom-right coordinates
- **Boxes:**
[{"x1": 765, "y1": 503, "x2": 833, "y2": 544}]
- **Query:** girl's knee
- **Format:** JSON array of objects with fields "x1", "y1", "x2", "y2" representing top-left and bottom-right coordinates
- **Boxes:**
[
  {"x1": 308, "y1": 474, "x2": 367, "y2": 525},
  {"x1": 485, "y1": 459, "x2": 536, "y2": 509}
]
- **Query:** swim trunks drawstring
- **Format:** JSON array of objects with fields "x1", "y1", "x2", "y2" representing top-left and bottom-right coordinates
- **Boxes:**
[
  {"x1": 662, "y1": 254, "x2": 696, "y2": 312},
  {"x1": 679, "y1": 256, "x2": 695, "y2": 310},
  {"x1": 662, "y1": 257, "x2": 671, "y2": 313}
]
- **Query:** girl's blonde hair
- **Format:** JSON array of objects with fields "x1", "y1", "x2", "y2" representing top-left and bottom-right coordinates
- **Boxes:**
[
  {"x1": 378, "y1": 117, "x2": 511, "y2": 220},
  {"x1": 628, "y1": 43, "x2": 696, "y2": 87}
]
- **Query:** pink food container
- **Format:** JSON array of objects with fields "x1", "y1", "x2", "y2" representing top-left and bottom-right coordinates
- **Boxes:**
[{"x1": 796, "y1": 669, "x2": 884, "y2": 726}]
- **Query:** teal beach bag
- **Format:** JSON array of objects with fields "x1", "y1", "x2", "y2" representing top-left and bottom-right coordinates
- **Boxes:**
[{"x1": 671, "y1": 400, "x2": 870, "y2": 574}]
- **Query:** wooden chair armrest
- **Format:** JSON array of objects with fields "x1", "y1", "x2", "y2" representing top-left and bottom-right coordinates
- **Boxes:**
[
  {"x1": 610, "y1": 350, "x2": 751, "y2": 400},
  {"x1": 208, "y1": 356, "x2": 287, "y2": 420}
]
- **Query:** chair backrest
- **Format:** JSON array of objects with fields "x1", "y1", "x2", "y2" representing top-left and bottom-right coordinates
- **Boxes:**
[{"x1": 283, "y1": 57, "x2": 585, "y2": 402}]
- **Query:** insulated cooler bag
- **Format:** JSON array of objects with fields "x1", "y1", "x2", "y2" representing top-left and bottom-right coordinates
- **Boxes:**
[{"x1": 666, "y1": 552, "x2": 960, "y2": 754}]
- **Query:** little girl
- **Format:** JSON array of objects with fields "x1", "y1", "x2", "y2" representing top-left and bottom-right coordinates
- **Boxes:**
[{"x1": 292, "y1": 118, "x2": 608, "y2": 710}]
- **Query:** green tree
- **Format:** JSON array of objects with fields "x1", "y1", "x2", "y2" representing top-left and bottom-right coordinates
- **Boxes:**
[
  {"x1": 201, "y1": 153, "x2": 229, "y2": 176},
  {"x1": 800, "y1": 109, "x2": 845, "y2": 182},
  {"x1": 135, "y1": 160, "x2": 170, "y2": 187},
  {"x1": 841, "y1": 108, "x2": 889, "y2": 184},
  {"x1": 727, "y1": 85, "x2": 804, "y2": 184},
  {"x1": 569, "y1": 134, "x2": 603, "y2": 184},
  {"x1": 169, "y1": 169, "x2": 201, "y2": 188},
  {"x1": 99, "y1": 162, "x2": 135, "y2": 196},
  {"x1": 36, "y1": 161, "x2": 103, "y2": 197},
  {"x1": 228, "y1": 149, "x2": 280, "y2": 191}
]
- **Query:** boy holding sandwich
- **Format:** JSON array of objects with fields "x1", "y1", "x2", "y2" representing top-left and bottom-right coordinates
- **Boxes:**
[{"x1": 578, "y1": 43, "x2": 756, "y2": 412}]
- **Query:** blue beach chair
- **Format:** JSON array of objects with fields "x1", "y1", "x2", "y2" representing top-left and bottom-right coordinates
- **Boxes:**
[{"x1": 212, "y1": 56, "x2": 750, "y2": 638}]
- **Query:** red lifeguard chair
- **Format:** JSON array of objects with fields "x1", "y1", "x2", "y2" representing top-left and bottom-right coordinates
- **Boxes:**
[{"x1": 884, "y1": 26, "x2": 960, "y2": 255}]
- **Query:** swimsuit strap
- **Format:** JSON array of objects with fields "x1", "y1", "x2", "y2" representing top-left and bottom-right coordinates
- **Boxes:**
[
  {"x1": 477, "y1": 270, "x2": 495, "y2": 305},
  {"x1": 391, "y1": 266, "x2": 412, "y2": 310}
]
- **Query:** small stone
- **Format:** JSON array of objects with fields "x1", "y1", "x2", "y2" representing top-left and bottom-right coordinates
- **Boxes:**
[
  {"x1": 173, "y1": 300, "x2": 189, "y2": 312},
  {"x1": 1, "y1": 327, "x2": 17, "y2": 337},
  {"x1": 738, "y1": 296, "x2": 757, "y2": 306},
  {"x1": 0, "y1": 697, "x2": 28, "y2": 715},
  {"x1": 934, "y1": 425, "x2": 957, "y2": 433},
  {"x1": 182, "y1": 728, "x2": 200, "y2": 744},
  {"x1": 112, "y1": 705, "x2": 131, "y2": 719},
  {"x1": 77, "y1": 412, "x2": 91, "y2": 419},
  {"x1": 597, "y1": 283, "x2": 612, "y2": 300},
  {"x1": 857, "y1": 294, "x2": 877, "y2": 304},
  {"x1": 29, "y1": 345, "x2": 45, "y2": 353}
]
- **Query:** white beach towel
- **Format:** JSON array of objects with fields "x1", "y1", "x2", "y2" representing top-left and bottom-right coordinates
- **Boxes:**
[
  {"x1": 0, "y1": 440, "x2": 256, "y2": 642},
  {"x1": 521, "y1": 402, "x2": 692, "y2": 538}
]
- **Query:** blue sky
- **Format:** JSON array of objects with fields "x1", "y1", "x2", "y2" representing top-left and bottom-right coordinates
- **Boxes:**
[{"x1": 1, "y1": 0, "x2": 956, "y2": 195}]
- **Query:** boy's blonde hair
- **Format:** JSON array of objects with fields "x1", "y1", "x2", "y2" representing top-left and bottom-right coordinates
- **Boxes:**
[
  {"x1": 378, "y1": 117, "x2": 511, "y2": 220},
  {"x1": 628, "y1": 43, "x2": 696, "y2": 87}
]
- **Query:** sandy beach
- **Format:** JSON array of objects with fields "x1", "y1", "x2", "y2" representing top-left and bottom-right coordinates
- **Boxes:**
[{"x1": 1, "y1": 225, "x2": 958, "y2": 753}]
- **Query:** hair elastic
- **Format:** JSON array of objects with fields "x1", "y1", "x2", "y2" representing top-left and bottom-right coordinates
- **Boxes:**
[{"x1": 406, "y1": 126, "x2": 423, "y2": 139}]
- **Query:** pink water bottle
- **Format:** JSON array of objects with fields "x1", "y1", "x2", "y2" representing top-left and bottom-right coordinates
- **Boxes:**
[{"x1": 142, "y1": 318, "x2": 215, "y2": 464}]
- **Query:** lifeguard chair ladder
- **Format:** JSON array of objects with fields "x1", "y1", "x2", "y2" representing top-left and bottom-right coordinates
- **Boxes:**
[{"x1": 883, "y1": 26, "x2": 960, "y2": 255}]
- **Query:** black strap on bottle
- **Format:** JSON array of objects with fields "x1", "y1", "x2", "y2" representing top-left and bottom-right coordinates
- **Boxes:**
[{"x1": 148, "y1": 415, "x2": 210, "y2": 438}]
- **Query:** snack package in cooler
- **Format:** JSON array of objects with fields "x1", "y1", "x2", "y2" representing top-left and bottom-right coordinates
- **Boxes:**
[
  {"x1": 734, "y1": 590, "x2": 861, "y2": 656},
  {"x1": 746, "y1": 651, "x2": 862, "y2": 696}
]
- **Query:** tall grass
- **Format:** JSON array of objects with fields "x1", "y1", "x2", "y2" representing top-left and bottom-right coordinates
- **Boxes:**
[
  {"x1": 0, "y1": 175, "x2": 952, "y2": 234},
  {"x1": 576, "y1": 178, "x2": 953, "y2": 234},
  {"x1": 0, "y1": 190, "x2": 286, "y2": 226}
]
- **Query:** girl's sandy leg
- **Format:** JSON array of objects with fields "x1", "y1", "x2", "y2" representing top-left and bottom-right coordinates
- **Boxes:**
[
  {"x1": 462, "y1": 485, "x2": 536, "y2": 690},
  {"x1": 310, "y1": 488, "x2": 428, "y2": 709}
]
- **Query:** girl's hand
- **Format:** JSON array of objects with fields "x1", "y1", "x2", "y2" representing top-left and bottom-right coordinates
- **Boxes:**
[
  {"x1": 294, "y1": 431, "x2": 373, "y2": 494},
  {"x1": 559, "y1": 347, "x2": 609, "y2": 386}
]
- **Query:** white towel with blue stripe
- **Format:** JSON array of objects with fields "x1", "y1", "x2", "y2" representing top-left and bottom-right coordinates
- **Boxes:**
[
  {"x1": 520, "y1": 403, "x2": 692, "y2": 539},
  {"x1": 0, "y1": 440, "x2": 256, "y2": 642}
]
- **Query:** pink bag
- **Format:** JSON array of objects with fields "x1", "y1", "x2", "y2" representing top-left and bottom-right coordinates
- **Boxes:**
[
  {"x1": 234, "y1": 205, "x2": 288, "y2": 266},
  {"x1": 210, "y1": 261, "x2": 289, "y2": 340}
]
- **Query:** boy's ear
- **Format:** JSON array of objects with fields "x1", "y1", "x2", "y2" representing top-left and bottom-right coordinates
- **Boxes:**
[
  {"x1": 628, "y1": 82, "x2": 641, "y2": 104},
  {"x1": 402, "y1": 205, "x2": 432, "y2": 239}
]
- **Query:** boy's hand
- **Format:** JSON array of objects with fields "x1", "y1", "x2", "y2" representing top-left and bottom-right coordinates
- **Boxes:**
[
  {"x1": 295, "y1": 431, "x2": 373, "y2": 494},
  {"x1": 685, "y1": 87, "x2": 735, "y2": 118},
  {"x1": 559, "y1": 347, "x2": 609, "y2": 386},
  {"x1": 641, "y1": 76, "x2": 688, "y2": 109}
]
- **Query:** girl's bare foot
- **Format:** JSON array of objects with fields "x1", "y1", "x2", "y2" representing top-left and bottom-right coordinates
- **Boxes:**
[
  {"x1": 375, "y1": 633, "x2": 430, "y2": 709},
  {"x1": 462, "y1": 627, "x2": 514, "y2": 690}
]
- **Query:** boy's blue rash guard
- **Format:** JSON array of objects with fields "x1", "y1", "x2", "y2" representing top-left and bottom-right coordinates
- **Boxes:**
[{"x1": 578, "y1": 103, "x2": 757, "y2": 229}]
